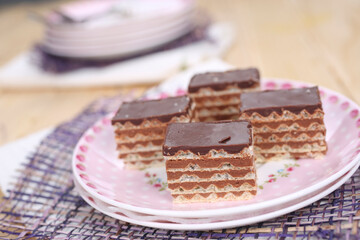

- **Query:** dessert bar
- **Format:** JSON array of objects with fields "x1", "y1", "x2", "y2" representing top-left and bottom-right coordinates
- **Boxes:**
[
  {"x1": 188, "y1": 68, "x2": 260, "y2": 122},
  {"x1": 112, "y1": 96, "x2": 193, "y2": 169},
  {"x1": 239, "y1": 86, "x2": 327, "y2": 162},
  {"x1": 163, "y1": 121, "x2": 257, "y2": 203}
]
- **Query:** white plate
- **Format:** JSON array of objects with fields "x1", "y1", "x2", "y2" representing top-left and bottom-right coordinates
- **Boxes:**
[
  {"x1": 46, "y1": 0, "x2": 195, "y2": 37},
  {"x1": 72, "y1": 79, "x2": 360, "y2": 218},
  {"x1": 43, "y1": 19, "x2": 194, "y2": 52},
  {"x1": 44, "y1": 10, "x2": 195, "y2": 47},
  {"x1": 75, "y1": 161, "x2": 360, "y2": 230},
  {"x1": 43, "y1": 20, "x2": 194, "y2": 58},
  {"x1": 73, "y1": 158, "x2": 351, "y2": 224}
]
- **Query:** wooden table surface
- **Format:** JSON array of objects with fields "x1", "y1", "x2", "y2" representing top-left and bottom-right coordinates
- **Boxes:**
[
  {"x1": 0, "y1": 0, "x2": 359, "y2": 234},
  {"x1": 0, "y1": 0, "x2": 359, "y2": 146}
]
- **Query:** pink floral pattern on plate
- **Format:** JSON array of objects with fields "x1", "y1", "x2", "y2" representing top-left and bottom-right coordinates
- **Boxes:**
[
  {"x1": 72, "y1": 79, "x2": 360, "y2": 216},
  {"x1": 258, "y1": 162, "x2": 300, "y2": 189},
  {"x1": 144, "y1": 172, "x2": 167, "y2": 191}
]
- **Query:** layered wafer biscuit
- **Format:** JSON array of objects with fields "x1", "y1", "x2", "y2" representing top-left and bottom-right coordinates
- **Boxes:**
[
  {"x1": 163, "y1": 121, "x2": 257, "y2": 203},
  {"x1": 188, "y1": 68, "x2": 260, "y2": 122},
  {"x1": 112, "y1": 96, "x2": 193, "y2": 169},
  {"x1": 239, "y1": 86, "x2": 327, "y2": 162}
]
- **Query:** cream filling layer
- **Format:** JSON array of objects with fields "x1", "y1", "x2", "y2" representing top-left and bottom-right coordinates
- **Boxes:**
[
  {"x1": 239, "y1": 109, "x2": 324, "y2": 122},
  {"x1": 173, "y1": 191, "x2": 255, "y2": 203},
  {"x1": 167, "y1": 172, "x2": 256, "y2": 183},
  {"x1": 167, "y1": 165, "x2": 254, "y2": 172},
  {"x1": 254, "y1": 142, "x2": 327, "y2": 153},
  {"x1": 169, "y1": 182, "x2": 257, "y2": 194},
  {"x1": 164, "y1": 147, "x2": 253, "y2": 160}
]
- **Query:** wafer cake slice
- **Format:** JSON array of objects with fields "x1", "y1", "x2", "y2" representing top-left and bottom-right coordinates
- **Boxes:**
[
  {"x1": 163, "y1": 121, "x2": 257, "y2": 203},
  {"x1": 239, "y1": 86, "x2": 327, "y2": 162},
  {"x1": 188, "y1": 68, "x2": 260, "y2": 122},
  {"x1": 112, "y1": 96, "x2": 193, "y2": 169}
]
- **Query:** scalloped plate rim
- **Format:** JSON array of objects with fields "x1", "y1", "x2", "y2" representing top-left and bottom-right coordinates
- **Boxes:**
[
  {"x1": 75, "y1": 161, "x2": 360, "y2": 230},
  {"x1": 72, "y1": 78, "x2": 360, "y2": 218}
]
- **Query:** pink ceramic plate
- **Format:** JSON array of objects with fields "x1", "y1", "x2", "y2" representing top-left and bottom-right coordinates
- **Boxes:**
[
  {"x1": 72, "y1": 79, "x2": 360, "y2": 218},
  {"x1": 74, "y1": 161, "x2": 360, "y2": 230},
  {"x1": 74, "y1": 162, "x2": 357, "y2": 224}
]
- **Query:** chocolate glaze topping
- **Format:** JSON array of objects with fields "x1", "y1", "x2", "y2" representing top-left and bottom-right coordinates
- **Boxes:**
[
  {"x1": 112, "y1": 96, "x2": 191, "y2": 125},
  {"x1": 188, "y1": 68, "x2": 260, "y2": 93},
  {"x1": 163, "y1": 120, "x2": 252, "y2": 156},
  {"x1": 240, "y1": 86, "x2": 322, "y2": 117}
]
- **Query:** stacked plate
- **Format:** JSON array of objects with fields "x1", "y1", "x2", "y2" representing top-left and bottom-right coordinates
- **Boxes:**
[
  {"x1": 72, "y1": 79, "x2": 360, "y2": 230},
  {"x1": 41, "y1": 0, "x2": 196, "y2": 59}
]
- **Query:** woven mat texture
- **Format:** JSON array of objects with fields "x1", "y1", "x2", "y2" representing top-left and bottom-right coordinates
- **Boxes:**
[{"x1": 0, "y1": 92, "x2": 359, "y2": 240}]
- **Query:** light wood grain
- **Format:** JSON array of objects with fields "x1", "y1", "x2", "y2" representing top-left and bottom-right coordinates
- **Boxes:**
[{"x1": 0, "y1": 0, "x2": 359, "y2": 148}]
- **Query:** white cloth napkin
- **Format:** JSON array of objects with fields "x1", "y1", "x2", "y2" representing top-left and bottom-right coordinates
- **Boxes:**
[{"x1": 0, "y1": 128, "x2": 53, "y2": 191}]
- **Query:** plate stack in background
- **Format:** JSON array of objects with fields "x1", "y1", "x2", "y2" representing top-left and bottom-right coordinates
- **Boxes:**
[
  {"x1": 41, "y1": 0, "x2": 197, "y2": 59},
  {"x1": 0, "y1": 0, "x2": 234, "y2": 89}
]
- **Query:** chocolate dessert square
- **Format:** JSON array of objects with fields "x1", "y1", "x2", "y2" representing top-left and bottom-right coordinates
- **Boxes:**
[
  {"x1": 112, "y1": 96, "x2": 193, "y2": 169},
  {"x1": 239, "y1": 86, "x2": 327, "y2": 162},
  {"x1": 163, "y1": 121, "x2": 257, "y2": 203},
  {"x1": 188, "y1": 68, "x2": 260, "y2": 122}
]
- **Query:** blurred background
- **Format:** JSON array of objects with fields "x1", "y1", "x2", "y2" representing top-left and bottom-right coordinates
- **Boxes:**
[{"x1": 0, "y1": 0, "x2": 359, "y2": 146}]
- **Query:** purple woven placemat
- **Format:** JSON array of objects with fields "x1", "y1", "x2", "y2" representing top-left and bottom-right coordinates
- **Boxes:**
[{"x1": 1, "y1": 91, "x2": 360, "y2": 239}]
